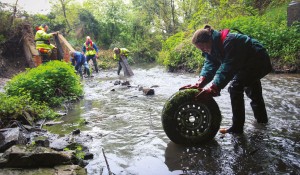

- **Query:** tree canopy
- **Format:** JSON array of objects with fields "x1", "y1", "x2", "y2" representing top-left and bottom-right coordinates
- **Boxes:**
[{"x1": 0, "y1": 0, "x2": 299, "y2": 70}]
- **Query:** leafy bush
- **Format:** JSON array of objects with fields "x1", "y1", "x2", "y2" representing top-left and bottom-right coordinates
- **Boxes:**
[
  {"x1": 158, "y1": 31, "x2": 204, "y2": 72},
  {"x1": 130, "y1": 37, "x2": 160, "y2": 63},
  {"x1": 158, "y1": 31, "x2": 187, "y2": 68},
  {"x1": 0, "y1": 93, "x2": 57, "y2": 125},
  {"x1": 162, "y1": 31, "x2": 186, "y2": 51},
  {"x1": 0, "y1": 9, "x2": 11, "y2": 36},
  {"x1": 5, "y1": 61, "x2": 83, "y2": 107},
  {"x1": 220, "y1": 4, "x2": 300, "y2": 64},
  {"x1": 159, "y1": 2, "x2": 299, "y2": 72},
  {"x1": 98, "y1": 49, "x2": 116, "y2": 69}
]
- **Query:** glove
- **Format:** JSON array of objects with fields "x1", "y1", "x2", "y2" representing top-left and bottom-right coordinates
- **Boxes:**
[
  {"x1": 201, "y1": 84, "x2": 220, "y2": 97},
  {"x1": 195, "y1": 76, "x2": 207, "y2": 88},
  {"x1": 179, "y1": 76, "x2": 207, "y2": 90}
]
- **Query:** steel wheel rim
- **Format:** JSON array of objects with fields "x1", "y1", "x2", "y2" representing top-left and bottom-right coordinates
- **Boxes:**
[{"x1": 175, "y1": 103, "x2": 212, "y2": 137}]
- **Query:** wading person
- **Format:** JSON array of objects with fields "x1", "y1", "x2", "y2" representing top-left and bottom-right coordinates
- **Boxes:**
[
  {"x1": 181, "y1": 25, "x2": 272, "y2": 134},
  {"x1": 69, "y1": 51, "x2": 90, "y2": 78},
  {"x1": 35, "y1": 24, "x2": 57, "y2": 63},
  {"x1": 82, "y1": 36, "x2": 99, "y2": 73},
  {"x1": 113, "y1": 47, "x2": 131, "y2": 76}
]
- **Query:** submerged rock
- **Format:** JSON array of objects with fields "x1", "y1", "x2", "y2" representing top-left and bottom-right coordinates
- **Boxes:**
[
  {"x1": 121, "y1": 81, "x2": 130, "y2": 86},
  {"x1": 143, "y1": 88, "x2": 155, "y2": 95},
  {"x1": 114, "y1": 80, "x2": 121, "y2": 85}
]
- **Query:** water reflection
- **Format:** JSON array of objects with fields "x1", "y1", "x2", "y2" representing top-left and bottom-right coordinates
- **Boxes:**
[
  {"x1": 165, "y1": 130, "x2": 299, "y2": 175},
  {"x1": 45, "y1": 65, "x2": 300, "y2": 174},
  {"x1": 165, "y1": 141, "x2": 222, "y2": 174}
]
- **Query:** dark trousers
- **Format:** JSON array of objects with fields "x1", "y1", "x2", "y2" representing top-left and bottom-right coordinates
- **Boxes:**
[
  {"x1": 38, "y1": 51, "x2": 51, "y2": 63},
  {"x1": 75, "y1": 61, "x2": 90, "y2": 78},
  {"x1": 228, "y1": 50, "x2": 272, "y2": 130},
  {"x1": 117, "y1": 61, "x2": 122, "y2": 75},
  {"x1": 86, "y1": 55, "x2": 98, "y2": 73},
  {"x1": 228, "y1": 79, "x2": 268, "y2": 130}
]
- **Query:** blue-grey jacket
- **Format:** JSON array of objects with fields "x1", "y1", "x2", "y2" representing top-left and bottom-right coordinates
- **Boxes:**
[{"x1": 71, "y1": 51, "x2": 86, "y2": 70}]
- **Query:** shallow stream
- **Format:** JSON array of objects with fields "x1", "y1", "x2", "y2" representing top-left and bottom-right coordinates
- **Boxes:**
[{"x1": 47, "y1": 64, "x2": 300, "y2": 175}]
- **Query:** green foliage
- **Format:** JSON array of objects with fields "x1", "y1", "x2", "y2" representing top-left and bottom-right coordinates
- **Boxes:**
[
  {"x1": 130, "y1": 37, "x2": 161, "y2": 63},
  {"x1": 189, "y1": 0, "x2": 258, "y2": 30},
  {"x1": 5, "y1": 61, "x2": 83, "y2": 107},
  {"x1": 98, "y1": 50, "x2": 116, "y2": 69},
  {"x1": 78, "y1": 9, "x2": 101, "y2": 40},
  {"x1": 220, "y1": 4, "x2": 300, "y2": 64},
  {"x1": 0, "y1": 0, "x2": 296, "y2": 70},
  {"x1": 159, "y1": 31, "x2": 187, "y2": 67},
  {"x1": 159, "y1": 31, "x2": 204, "y2": 72},
  {"x1": 158, "y1": 51, "x2": 170, "y2": 66},
  {"x1": 0, "y1": 93, "x2": 57, "y2": 122},
  {"x1": 162, "y1": 31, "x2": 186, "y2": 50},
  {"x1": 0, "y1": 6, "x2": 12, "y2": 43},
  {"x1": 29, "y1": 13, "x2": 66, "y2": 34},
  {"x1": 160, "y1": 1, "x2": 299, "y2": 72}
]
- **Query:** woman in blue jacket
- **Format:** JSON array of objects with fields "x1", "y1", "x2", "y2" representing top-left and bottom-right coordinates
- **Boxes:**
[{"x1": 182, "y1": 25, "x2": 272, "y2": 134}]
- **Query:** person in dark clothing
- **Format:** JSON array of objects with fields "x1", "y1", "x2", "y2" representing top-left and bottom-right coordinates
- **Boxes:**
[
  {"x1": 69, "y1": 51, "x2": 90, "y2": 78},
  {"x1": 181, "y1": 25, "x2": 272, "y2": 134}
]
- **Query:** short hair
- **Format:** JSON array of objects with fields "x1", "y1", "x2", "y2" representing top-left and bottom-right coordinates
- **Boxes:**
[
  {"x1": 41, "y1": 24, "x2": 47, "y2": 28},
  {"x1": 69, "y1": 51, "x2": 75, "y2": 57},
  {"x1": 113, "y1": 47, "x2": 120, "y2": 53},
  {"x1": 86, "y1": 36, "x2": 91, "y2": 40}
]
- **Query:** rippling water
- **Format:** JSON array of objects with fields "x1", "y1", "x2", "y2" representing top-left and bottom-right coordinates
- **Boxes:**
[{"x1": 47, "y1": 65, "x2": 300, "y2": 175}]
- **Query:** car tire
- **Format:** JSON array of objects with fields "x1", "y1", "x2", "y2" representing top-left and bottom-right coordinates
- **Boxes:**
[{"x1": 162, "y1": 89, "x2": 221, "y2": 145}]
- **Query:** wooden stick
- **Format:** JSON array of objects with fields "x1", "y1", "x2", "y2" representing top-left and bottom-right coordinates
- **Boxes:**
[
  {"x1": 102, "y1": 148, "x2": 112, "y2": 175},
  {"x1": 39, "y1": 118, "x2": 46, "y2": 130}
]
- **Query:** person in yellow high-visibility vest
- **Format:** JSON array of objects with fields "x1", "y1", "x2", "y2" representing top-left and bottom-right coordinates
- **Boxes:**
[
  {"x1": 113, "y1": 47, "x2": 130, "y2": 75},
  {"x1": 34, "y1": 24, "x2": 57, "y2": 63},
  {"x1": 82, "y1": 36, "x2": 99, "y2": 73}
]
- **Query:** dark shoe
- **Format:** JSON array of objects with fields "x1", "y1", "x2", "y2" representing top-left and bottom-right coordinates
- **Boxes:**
[{"x1": 220, "y1": 127, "x2": 243, "y2": 134}]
